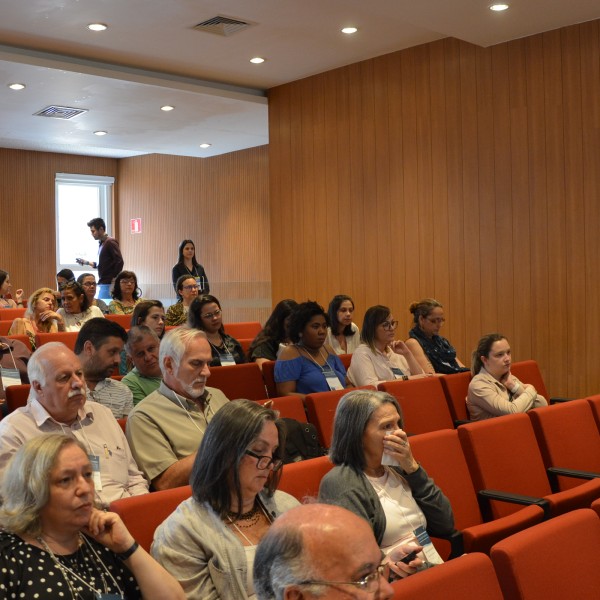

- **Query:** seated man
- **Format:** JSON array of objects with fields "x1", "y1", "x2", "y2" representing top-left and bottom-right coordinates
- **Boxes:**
[
  {"x1": 254, "y1": 504, "x2": 395, "y2": 600},
  {"x1": 126, "y1": 327, "x2": 229, "y2": 490},
  {"x1": 75, "y1": 318, "x2": 133, "y2": 419},
  {"x1": 122, "y1": 325, "x2": 162, "y2": 405},
  {"x1": 0, "y1": 342, "x2": 148, "y2": 507}
]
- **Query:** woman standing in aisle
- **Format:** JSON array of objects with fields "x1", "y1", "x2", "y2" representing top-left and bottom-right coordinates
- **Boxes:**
[{"x1": 171, "y1": 239, "x2": 209, "y2": 294}]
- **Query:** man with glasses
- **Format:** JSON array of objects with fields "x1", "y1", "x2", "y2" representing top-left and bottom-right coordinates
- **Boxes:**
[
  {"x1": 254, "y1": 503, "x2": 395, "y2": 599},
  {"x1": 77, "y1": 273, "x2": 110, "y2": 314},
  {"x1": 126, "y1": 327, "x2": 229, "y2": 490}
]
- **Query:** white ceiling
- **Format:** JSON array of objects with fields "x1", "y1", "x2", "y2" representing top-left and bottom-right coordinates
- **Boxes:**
[{"x1": 0, "y1": 0, "x2": 598, "y2": 158}]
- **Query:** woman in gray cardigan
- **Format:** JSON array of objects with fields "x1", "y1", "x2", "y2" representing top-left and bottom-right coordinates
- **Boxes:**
[
  {"x1": 319, "y1": 390, "x2": 454, "y2": 578},
  {"x1": 152, "y1": 400, "x2": 299, "y2": 599}
]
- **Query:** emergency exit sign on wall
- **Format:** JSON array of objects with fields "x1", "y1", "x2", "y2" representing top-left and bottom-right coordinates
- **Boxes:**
[{"x1": 131, "y1": 218, "x2": 142, "y2": 234}]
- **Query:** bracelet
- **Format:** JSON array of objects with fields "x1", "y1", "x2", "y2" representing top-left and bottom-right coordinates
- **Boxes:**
[{"x1": 116, "y1": 540, "x2": 139, "y2": 561}]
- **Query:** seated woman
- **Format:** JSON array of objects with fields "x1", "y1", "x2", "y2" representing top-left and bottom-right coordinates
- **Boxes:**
[
  {"x1": 248, "y1": 299, "x2": 298, "y2": 368},
  {"x1": 131, "y1": 300, "x2": 166, "y2": 339},
  {"x1": 77, "y1": 272, "x2": 110, "y2": 314},
  {"x1": 8, "y1": 287, "x2": 65, "y2": 348},
  {"x1": 325, "y1": 294, "x2": 361, "y2": 355},
  {"x1": 152, "y1": 399, "x2": 298, "y2": 599},
  {"x1": 0, "y1": 434, "x2": 184, "y2": 600},
  {"x1": 467, "y1": 333, "x2": 547, "y2": 421},
  {"x1": 187, "y1": 295, "x2": 247, "y2": 366},
  {"x1": 275, "y1": 301, "x2": 346, "y2": 398},
  {"x1": 319, "y1": 390, "x2": 454, "y2": 574},
  {"x1": 171, "y1": 239, "x2": 209, "y2": 294},
  {"x1": 165, "y1": 275, "x2": 199, "y2": 326},
  {"x1": 109, "y1": 270, "x2": 146, "y2": 315},
  {"x1": 405, "y1": 298, "x2": 469, "y2": 375},
  {"x1": 57, "y1": 281, "x2": 104, "y2": 331},
  {"x1": 0, "y1": 269, "x2": 24, "y2": 309},
  {"x1": 348, "y1": 305, "x2": 425, "y2": 387}
]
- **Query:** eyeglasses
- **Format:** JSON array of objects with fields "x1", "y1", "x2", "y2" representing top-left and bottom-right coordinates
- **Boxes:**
[
  {"x1": 120, "y1": 279, "x2": 135, "y2": 285},
  {"x1": 244, "y1": 449, "x2": 283, "y2": 472},
  {"x1": 183, "y1": 284, "x2": 200, "y2": 291},
  {"x1": 81, "y1": 282, "x2": 96, "y2": 288},
  {"x1": 426, "y1": 317, "x2": 445, "y2": 325},
  {"x1": 296, "y1": 562, "x2": 389, "y2": 593},
  {"x1": 380, "y1": 320, "x2": 398, "y2": 331},
  {"x1": 201, "y1": 308, "x2": 222, "y2": 319}
]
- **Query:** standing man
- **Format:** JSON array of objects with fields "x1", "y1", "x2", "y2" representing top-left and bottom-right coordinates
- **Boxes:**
[{"x1": 76, "y1": 217, "x2": 124, "y2": 300}]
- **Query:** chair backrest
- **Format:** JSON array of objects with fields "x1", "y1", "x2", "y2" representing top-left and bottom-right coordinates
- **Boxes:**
[
  {"x1": 109, "y1": 485, "x2": 193, "y2": 552},
  {"x1": 117, "y1": 417, "x2": 127, "y2": 435},
  {"x1": 278, "y1": 455, "x2": 333, "y2": 503},
  {"x1": 338, "y1": 353, "x2": 352, "y2": 371},
  {"x1": 378, "y1": 377, "x2": 454, "y2": 434},
  {"x1": 5, "y1": 384, "x2": 31, "y2": 413},
  {"x1": 0, "y1": 320, "x2": 12, "y2": 336},
  {"x1": 528, "y1": 399, "x2": 600, "y2": 490},
  {"x1": 258, "y1": 396, "x2": 308, "y2": 422},
  {"x1": 391, "y1": 553, "x2": 503, "y2": 599},
  {"x1": 224, "y1": 321, "x2": 262, "y2": 339},
  {"x1": 238, "y1": 338, "x2": 252, "y2": 354},
  {"x1": 510, "y1": 360, "x2": 549, "y2": 400},
  {"x1": 458, "y1": 413, "x2": 552, "y2": 518},
  {"x1": 6, "y1": 334, "x2": 33, "y2": 351},
  {"x1": 207, "y1": 363, "x2": 267, "y2": 400},
  {"x1": 585, "y1": 394, "x2": 600, "y2": 432},
  {"x1": 36, "y1": 331, "x2": 79, "y2": 351},
  {"x1": 0, "y1": 308, "x2": 26, "y2": 321},
  {"x1": 490, "y1": 509, "x2": 600, "y2": 600},
  {"x1": 440, "y1": 371, "x2": 472, "y2": 422},
  {"x1": 261, "y1": 360, "x2": 278, "y2": 398},
  {"x1": 105, "y1": 313, "x2": 132, "y2": 329}
]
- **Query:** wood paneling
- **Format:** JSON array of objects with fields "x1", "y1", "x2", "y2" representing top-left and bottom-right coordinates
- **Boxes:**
[{"x1": 268, "y1": 20, "x2": 600, "y2": 398}]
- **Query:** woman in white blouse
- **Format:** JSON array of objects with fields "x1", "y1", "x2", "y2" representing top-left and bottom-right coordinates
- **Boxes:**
[
  {"x1": 57, "y1": 281, "x2": 104, "y2": 331},
  {"x1": 325, "y1": 294, "x2": 361, "y2": 355}
]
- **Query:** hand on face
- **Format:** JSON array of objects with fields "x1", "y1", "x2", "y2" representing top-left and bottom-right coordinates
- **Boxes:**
[
  {"x1": 389, "y1": 340, "x2": 411, "y2": 356},
  {"x1": 84, "y1": 509, "x2": 136, "y2": 554},
  {"x1": 382, "y1": 429, "x2": 419, "y2": 473}
]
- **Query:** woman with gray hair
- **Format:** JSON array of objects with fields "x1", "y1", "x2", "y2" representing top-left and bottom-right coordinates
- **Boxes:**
[
  {"x1": 152, "y1": 399, "x2": 299, "y2": 599},
  {"x1": 0, "y1": 433, "x2": 184, "y2": 599},
  {"x1": 318, "y1": 390, "x2": 454, "y2": 577}
]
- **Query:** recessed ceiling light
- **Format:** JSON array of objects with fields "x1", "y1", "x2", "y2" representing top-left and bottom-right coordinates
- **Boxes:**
[
  {"x1": 341, "y1": 27, "x2": 358, "y2": 34},
  {"x1": 199, "y1": 143, "x2": 211, "y2": 149},
  {"x1": 161, "y1": 105, "x2": 175, "y2": 112},
  {"x1": 250, "y1": 57, "x2": 265, "y2": 64},
  {"x1": 88, "y1": 23, "x2": 108, "y2": 31},
  {"x1": 94, "y1": 131, "x2": 107, "y2": 136},
  {"x1": 489, "y1": 4, "x2": 509, "y2": 11},
  {"x1": 8, "y1": 83, "x2": 25, "y2": 90}
]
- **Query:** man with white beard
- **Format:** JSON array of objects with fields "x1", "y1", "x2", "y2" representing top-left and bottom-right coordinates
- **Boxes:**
[{"x1": 126, "y1": 327, "x2": 229, "y2": 490}]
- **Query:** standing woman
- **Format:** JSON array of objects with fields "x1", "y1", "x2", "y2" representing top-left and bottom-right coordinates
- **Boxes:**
[
  {"x1": 325, "y1": 294, "x2": 360, "y2": 355},
  {"x1": 108, "y1": 271, "x2": 145, "y2": 315},
  {"x1": 187, "y1": 295, "x2": 246, "y2": 366},
  {"x1": 165, "y1": 276, "x2": 199, "y2": 326},
  {"x1": 57, "y1": 281, "x2": 104, "y2": 331},
  {"x1": 171, "y1": 239, "x2": 209, "y2": 294},
  {"x1": 0, "y1": 270, "x2": 24, "y2": 309},
  {"x1": 405, "y1": 299, "x2": 469, "y2": 375}
]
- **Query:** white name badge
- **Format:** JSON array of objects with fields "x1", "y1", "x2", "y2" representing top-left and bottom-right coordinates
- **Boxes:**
[
  {"x1": 322, "y1": 364, "x2": 343, "y2": 391},
  {"x1": 1, "y1": 367, "x2": 22, "y2": 390},
  {"x1": 218, "y1": 352, "x2": 236, "y2": 367},
  {"x1": 89, "y1": 454, "x2": 103, "y2": 491},
  {"x1": 391, "y1": 367, "x2": 405, "y2": 379}
]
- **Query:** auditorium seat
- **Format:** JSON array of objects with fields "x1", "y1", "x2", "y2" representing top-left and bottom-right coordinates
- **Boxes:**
[
  {"x1": 0, "y1": 308, "x2": 26, "y2": 321},
  {"x1": 224, "y1": 321, "x2": 262, "y2": 339},
  {"x1": 458, "y1": 413, "x2": 600, "y2": 520},
  {"x1": 36, "y1": 331, "x2": 79, "y2": 351},
  {"x1": 490, "y1": 509, "x2": 600, "y2": 600},
  {"x1": 0, "y1": 320, "x2": 12, "y2": 336},
  {"x1": 105, "y1": 313, "x2": 131, "y2": 329},
  {"x1": 257, "y1": 396, "x2": 308, "y2": 422},
  {"x1": 5, "y1": 384, "x2": 31, "y2": 413},
  {"x1": 7, "y1": 334, "x2": 32, "y2": 350},
  {"x1": 208, "y1": 363, "x2": 267, "y2": 400},
  {"x1": 586, "y1": 394, "x2": 600, "y2": 432},
  {"x1": 278, "y1": 455, "x2": 333, "y2": 503},
  {"x1": 439, "y1": 371, "x2": 472, "y2": 424},
  {"x1": 511, "y1": 359, "x2": 570, "y2": 403},
  {"x1": 261, "y1": 360, "x2": 278, "y2": 398},
  {"x1": 109, "y1": 485, "x2": 192, "y2": 552},
  {"x1": 338, "y1": 353, "x2": 352, "y2": 371},
  {"x1": 378, "y1": 377, "x2": 454, "y2": 434},
  {"x1": 117, "y1": 417, "x2": 127, "y2": 435}
]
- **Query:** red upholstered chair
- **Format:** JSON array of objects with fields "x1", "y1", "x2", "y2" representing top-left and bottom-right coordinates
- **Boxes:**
[
  {"x1": 224, "y1": 321, "x2": 262, "y2": 339},
  {"x1": 490, "y1": 509, "x2": 600, "y2": 600},
  {"x1": 439, "y1": 371, "x2": 472, "y2": 424},
  {"x1": 238, "y1": 338, "x2": 252, "y2": 354},
  {"x1": 378, "y1": 377, "x2": 454, "y2": 435},
  {"x1": 7, "y1": 334, "x2": 33, "y2": 350},
  {"x1": 5, "y1": 384, "x2": 31, "y2": 413},
  {"x1": 391, "y1": 553, "x2": 503, "y2": 600},
  {"x1": 0, "y1": 320, "x2": 12, "y2": 336},
  {"x1": 0, "y1": 308, "x2": 26, "y2": 321},
  {"x1": 528, "y1": 400, "x2": 600, "y2": 491},
  {"x1": 257, "y1": 396, "x2": 308, "y2": 422},
  {"x1": 117, "y1": 417, "x2": 127, "y2": 435},
  {"x1": 207, "y1": 363, "x2": 267, "y2": 400},
  {"x1": 509, "y1": 360, "x2": 550, "y2": 399},
  {"x1": 278, "y1": 455, "x2": 333, "y2": 503},
  {"x1": 337, "y1": 353, "x2": 352, "y2": 371},
  {"x1": 458, "y1": 413, "x2": 600, "y2": 520},
  {"x1": 261, "y1": 360, "x2": 278, "y2": 398},
  {"x1": 36, "y1": 331, "x2": 79, "y2": 351},
  {"x1": 104, "y1": 313, "x2": 131, "y2": 329},
  {"x1": 592, "y1": 497, "x2": 600, "y2": 518},
  {"x1": 109, "y1": 485, "x2": 192, "y2": 552},
  {"x1": 586, "y1": 394, "x2": 600, "y2": 432},
  {"x1": 410, "y1": 429, "x2": 544, "y2": 558}
]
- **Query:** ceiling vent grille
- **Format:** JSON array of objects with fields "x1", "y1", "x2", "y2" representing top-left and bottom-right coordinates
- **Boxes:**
[
  {"x1": 34, "y1": 106, "x2": 88, "y2": 119},
  {"x1": 193, "y1": 15, "x2": 253, "y2": 37}
]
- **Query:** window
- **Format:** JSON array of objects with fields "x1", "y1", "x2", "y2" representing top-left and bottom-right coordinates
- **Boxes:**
[{"x1": 55, "y1": 173, "x2": 114, "y2": 279}]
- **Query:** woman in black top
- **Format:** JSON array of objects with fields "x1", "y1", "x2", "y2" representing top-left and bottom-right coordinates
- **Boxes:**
[{"x1": 171, "y1": 239, "x2": 209, "y2": 294}]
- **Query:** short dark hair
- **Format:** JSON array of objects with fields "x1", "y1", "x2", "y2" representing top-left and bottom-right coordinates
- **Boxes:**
[
  {"x1": 87, "y1": 217, "x2": 106, "y2": 230},
  {"x1": 191, "y1": 399, "x2": 285, "y2": 519},
  {"x1": 74, "y1": 317, "x2": 127, "y2": 354},
  {"x1": 187, "y1": 295, "x2": 223, "y2": 334},
  {"x1": 327, "y1": 295, "x2": 356, "y2": 337},
  {"x1": 471, "y1": 333, "x2": 507, "y2": 375},
  {"x1": 76, "y1": 273, "x2": 95, "y2": 284},
  {"x1": 56, "y1": 268, "x2": 75, "y2": 282},
  {"x1": 130, "y1": 299, "x2": 164, "y2": 328},
  {"x1": 329, "y1": 390, "x2": 403, "y2": 472},
  {"x1": 111, "y1": 270, "x2": 141, "y2": 301},
  {"x1": 177, "y1": 239, "x2": 199, "y2": 268},
  {"x1": 360, "y1": 305, "x2": 391, "y2": 352},
  {"x1": 175, "y1": 274, "x2": 197, "y2": 301},
  {"x1": 286, "y1": 301, "x2": 329, "y2": 344},
  {"x1": 60, "y1": 281, "x2": 90, "y2": 312}
]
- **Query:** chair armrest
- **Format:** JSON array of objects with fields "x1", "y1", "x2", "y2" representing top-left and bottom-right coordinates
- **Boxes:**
[
  {"x1": 547, "y1": 467, "x2": 600, "y2": 491},
  {"x1": 453, "y1": 419, "x2": 471, "y2": 427},
  {"x1": 477, "y1": 488, "x2": 551, "y2": 520},
  {"x1": 549, "y1": 396, "x2": 574, "y2": 404}
]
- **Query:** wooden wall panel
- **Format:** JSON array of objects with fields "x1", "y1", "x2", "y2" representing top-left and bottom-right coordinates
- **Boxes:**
[{"x1": 268, "y1": 19, "x2": 600, "y2": 398}]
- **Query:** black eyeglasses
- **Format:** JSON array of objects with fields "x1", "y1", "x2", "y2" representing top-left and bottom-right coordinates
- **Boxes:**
[
  {"x1": 245, "y1": 449, "x2": 283, "y2": 472},
  {"x1": 296, "y1": 562, "x2": 389, "y2": 593}
]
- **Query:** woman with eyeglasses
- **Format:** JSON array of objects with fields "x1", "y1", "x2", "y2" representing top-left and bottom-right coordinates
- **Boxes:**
[
  {"x1": 187, "y1": 295, "x2": 247, "y2": 366},
  {"x1": 404, "y1": 299, "x2": 469, "y2": 375},
  {"x1": 108, "y1": 271, "x2": 146, "y2": 315},
  {"x1": 57, "y1": 281, "x2": 104, "y2": 332},
  {"x1": 171, "y1": 239, "x2": 209, "y2": 294},
  {"x1": 165, "y1": 276, "x2": 200, "y2": 326},
  {"x1": 152, "y1": 399, "x2": 299, "y2": 599},
  {"x1": 348, "y1": 305, "x2": 425, "y2": 387},
  {"x1": 77, "y1": 273, "x2": 110, "y2": 314}
]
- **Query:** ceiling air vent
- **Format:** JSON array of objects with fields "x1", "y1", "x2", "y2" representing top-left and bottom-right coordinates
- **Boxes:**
[
  {"x1": 193, "y1": 15, "x2": 253, "y2": 37},
  {"x1": 34, "y1": 106, "x2": 88, "y2": 119}
]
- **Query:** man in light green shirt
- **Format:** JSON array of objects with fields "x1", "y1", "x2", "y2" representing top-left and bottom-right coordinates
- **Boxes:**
[{"x1": 122, "y1": 326, "x2": 162, "y2": 405}]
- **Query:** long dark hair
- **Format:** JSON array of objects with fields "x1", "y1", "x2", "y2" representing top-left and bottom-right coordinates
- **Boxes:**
[
  {"x1": 177, "y1": 239, "x2": 199, "y2": 268},
  {"x1": 188, "y1": 295, "x2": 224, "y2": 335},
  {"x1": 327, "y1": 294, "x2": 356, "y2": 337},
  {"x1": 249, "y1": 299, "x2": 298, "y2": 357},
  {"x1": 130, "y1": 300, "x2": 164, "y2": 330},
  {"x1": 111, "y1": 270, "x2": 141, "y2": 301},
  {"x1": 0, "y1": 270, "x2": 8, "y2": 293}
]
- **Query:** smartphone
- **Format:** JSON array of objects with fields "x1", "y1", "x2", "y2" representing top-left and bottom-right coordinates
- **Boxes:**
[{"x1": 398, "y1": 550, "x2": 418, "y2": 564}]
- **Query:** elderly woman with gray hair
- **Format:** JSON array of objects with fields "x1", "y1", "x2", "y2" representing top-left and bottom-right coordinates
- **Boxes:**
[
  {"x1": 318, "y1": 390, "x2": 454, "y2": 577},
  {"x1": 0, "y1": 434, "x2": 184, "y2": 599}
]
